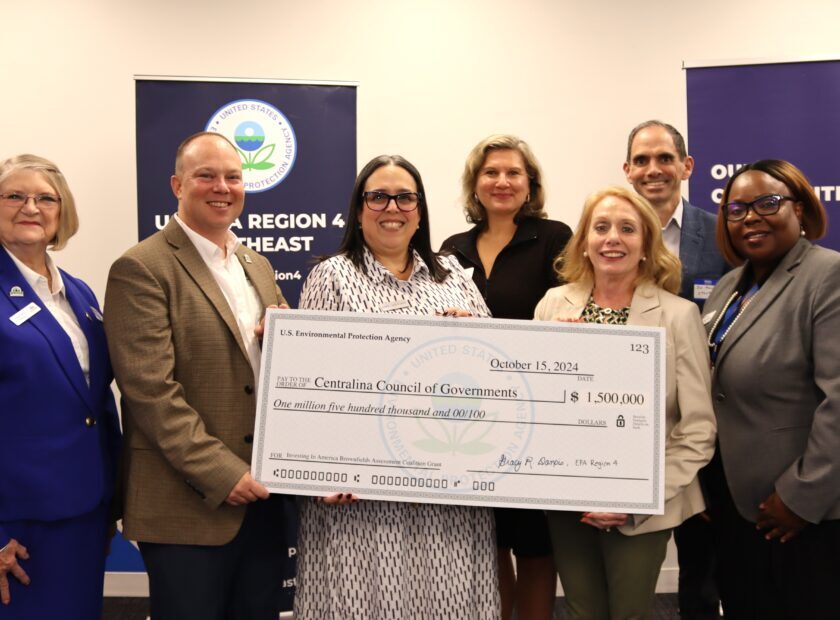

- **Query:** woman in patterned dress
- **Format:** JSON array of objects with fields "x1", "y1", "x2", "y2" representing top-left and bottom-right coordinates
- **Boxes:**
[
  {"x1": 534, "y1": 186, "x2": 716, "y2": 620},
  {"x1": 293, "y1": 155, "x2": 500, "y2": 619}
]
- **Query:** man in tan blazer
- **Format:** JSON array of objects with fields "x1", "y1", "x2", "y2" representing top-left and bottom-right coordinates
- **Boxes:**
[{"x1": 104, "y1": 132, "x2": 288, "y2": 619}]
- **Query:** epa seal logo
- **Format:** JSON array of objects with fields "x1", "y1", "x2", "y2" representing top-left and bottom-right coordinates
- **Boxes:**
[{"x1": 205, "y1": 98, "x2": 297, "y2": 193}]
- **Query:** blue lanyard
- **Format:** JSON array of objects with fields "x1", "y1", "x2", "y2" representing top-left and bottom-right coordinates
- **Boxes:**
[{"x1": 710, "y1": 283, "x2": 759, "y2": 364}]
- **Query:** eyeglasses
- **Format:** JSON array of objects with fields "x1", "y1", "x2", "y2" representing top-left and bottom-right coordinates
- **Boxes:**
[
  {"x1": 362, "y1": 191, "x2": 421, "y2": 212},
  {"x1": 0, "y1": 192, "x2": 61, "y2": 209},
  {"x1": 723, "y1": 194, "x2": 795, "y2": 222}
]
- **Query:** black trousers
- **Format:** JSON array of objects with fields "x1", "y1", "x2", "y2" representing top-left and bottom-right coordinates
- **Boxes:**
[
  {"x1": 673, "y1": 512, "x2": 719, "y2": 620},
  {"x1": 139, "y1": 495, "x2": 294, "y2": 620},
  {"x1": 706, "y1": 454, "x2": 840, "y2": 620}
]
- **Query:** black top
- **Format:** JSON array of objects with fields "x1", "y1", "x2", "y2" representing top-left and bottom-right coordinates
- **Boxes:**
[{"x1": 440, "y1": 217, "x2": 572, "y2": 320}]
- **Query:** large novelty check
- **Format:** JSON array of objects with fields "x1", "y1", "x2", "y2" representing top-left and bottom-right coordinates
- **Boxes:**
[{"x1": 252, "y1": 310, "x2": 665, "y2": 514}]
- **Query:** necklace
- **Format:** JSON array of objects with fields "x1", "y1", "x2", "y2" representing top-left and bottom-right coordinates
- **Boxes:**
[{"x1": 707, "y1": 283, "x2": 759, "y2": 359}]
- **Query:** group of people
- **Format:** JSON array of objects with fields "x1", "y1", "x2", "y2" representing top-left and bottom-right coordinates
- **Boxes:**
[{"x1": 1, "y1": 120, "x2": 838, "y2": 620}]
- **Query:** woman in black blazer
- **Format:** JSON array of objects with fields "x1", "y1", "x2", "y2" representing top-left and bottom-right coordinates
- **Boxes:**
[{"x1": 441, "y1": 134, "x2": 571, "y2": 620}]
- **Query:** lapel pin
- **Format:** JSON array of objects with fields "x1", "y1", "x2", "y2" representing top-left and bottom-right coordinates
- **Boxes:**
[
  {"x1": 242, "y1": 253, "x2": 253, "y2": 264},
  {"x1": 10, "y1": 285, "x2": 24, "y2": 297}
]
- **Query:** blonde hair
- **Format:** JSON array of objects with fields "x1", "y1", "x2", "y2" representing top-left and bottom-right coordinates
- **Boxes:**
[
  {"x1": 461, "y1": 134, "x2": 547, "y2": 224},
  {"x1": 0, "y1": 154, "x2": 79, "y2": 250},
  {"x1": 556, "y1": 186, "x2": 681, "y2": 294}
]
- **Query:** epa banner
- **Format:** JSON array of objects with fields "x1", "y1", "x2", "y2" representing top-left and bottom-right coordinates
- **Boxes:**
[
  {"x1": 135, "y1": 78, "x2": 357, "y2": 306},
  {"x1": 686, "y1": 60, "x2": 840, "y2": 251},
  {"x1": 118, "y1": 78, "x2": 355, "y2": 608}
]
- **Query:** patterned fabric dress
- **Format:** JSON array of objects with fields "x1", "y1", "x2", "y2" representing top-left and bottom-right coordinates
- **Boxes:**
[
  {"x1": 580, "y1": 297, "x2": 630, "y2": 325},
  {"x1": 293, "y1": 247, "x2": 500, "y2": 620}
]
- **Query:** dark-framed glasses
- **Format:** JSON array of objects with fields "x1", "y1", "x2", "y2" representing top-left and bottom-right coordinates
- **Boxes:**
[
  {"x1": 0, "y1": 192, "x2": 61, "y2": 208},
  {"x1": 723, "y1": 194, "x2": 795, "y2": 222},
  {"x1": 362, "y1": 191, "x2": 421, "y2": 212}
]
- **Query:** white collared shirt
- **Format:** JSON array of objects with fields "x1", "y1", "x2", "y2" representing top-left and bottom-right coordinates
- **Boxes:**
[
  {"x1": 173, "y1": 215, "x2": 263, "y2": 384},
  {"x1": 5, "y1": 247, "x2": 90, "y2": 385},
  {"x1": 662, "y1": 199, "x2": 684, "y2": 257}
]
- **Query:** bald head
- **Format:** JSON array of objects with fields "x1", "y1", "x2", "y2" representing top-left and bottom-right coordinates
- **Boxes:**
[{"x1": 174, "y1": 131, "x2": 239, "y2": 176}]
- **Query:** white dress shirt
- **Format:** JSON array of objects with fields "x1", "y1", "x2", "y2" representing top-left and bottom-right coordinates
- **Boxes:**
[
  {"x1": 662, "y1": 199, "x2": 684, "y2": 257},
  {"x1": 173, "y1": 215, "x2": 263, "y2": 384}
]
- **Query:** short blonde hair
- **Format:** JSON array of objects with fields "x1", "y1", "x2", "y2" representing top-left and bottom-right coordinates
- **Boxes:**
[
  {"x1": 461, "y1": 134, "x2": 547, "y2": 224},
  {"x1": 557, "y1": 186, "x2": 681, "y2": 294},
  {"x1": 0, "y1": 154, "x2": 79, "y2": 250}
]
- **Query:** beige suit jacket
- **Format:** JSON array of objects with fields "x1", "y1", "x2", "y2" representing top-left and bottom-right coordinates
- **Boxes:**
[
  {"x1": 534, "y1": 281, "x2": 716, "y2": 535},
  {"x1": 104, "y1": 218, "x2": 285, "y2": 545}
]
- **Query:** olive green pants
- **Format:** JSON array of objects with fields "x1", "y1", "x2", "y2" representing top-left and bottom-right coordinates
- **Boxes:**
[{"x1": 546, "y1": 510, "x2": 671, "y2": 620}]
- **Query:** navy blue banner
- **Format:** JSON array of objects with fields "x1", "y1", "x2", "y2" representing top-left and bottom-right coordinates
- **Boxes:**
[
  {"x1": 686, "y1": 60, "x2": 840, "y2": 251},
  {"x1": 108, "y1": 78, "x2": 356, "y2": 607},
  {"x1": 135, "y1": 78, "x2": 357, "y2": 306}
]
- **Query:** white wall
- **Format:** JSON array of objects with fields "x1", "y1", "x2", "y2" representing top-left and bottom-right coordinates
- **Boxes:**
[{"x1": 4, "y1": 0, "x2": 839, "y2": 593}]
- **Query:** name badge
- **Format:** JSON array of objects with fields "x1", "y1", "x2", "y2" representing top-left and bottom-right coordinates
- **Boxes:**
[
  {"x1": 10, "y1": 302, "x2": 41, "y2": 326},
  {"x1": 693, "y1": 279, "x2": 717, "y2": 301},
  {"x1": 381, "y1": 299, "x2": 410, "y2": 312}
]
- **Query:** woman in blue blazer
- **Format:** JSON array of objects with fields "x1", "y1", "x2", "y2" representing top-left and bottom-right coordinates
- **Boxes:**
[{"x1": 0, "y1": 154, "x2": 121, "y2": 618}]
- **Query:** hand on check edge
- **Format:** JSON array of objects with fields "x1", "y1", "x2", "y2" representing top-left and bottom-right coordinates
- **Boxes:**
[
  {"x1": 255, "y1": 304, "x2": 290, "y2": 340},
  {"x1": 225, "y1": 472, "x2": 270, "y2": 506},
  {"x1": 317, "y1": 493, "x2": 359, "y2": 505}
]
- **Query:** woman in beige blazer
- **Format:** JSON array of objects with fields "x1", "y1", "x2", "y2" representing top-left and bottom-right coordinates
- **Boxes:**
[{"x1": 534, "y1": 186, "x2": 716, "y2": 620}]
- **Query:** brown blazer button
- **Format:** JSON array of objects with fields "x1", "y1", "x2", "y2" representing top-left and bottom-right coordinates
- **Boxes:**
[
  {"x1": 244, "y1": 385, "x2": 254, "y2": 394},
  {"x1": 85, "y1": 416, "x2": 96, "y2": 427},
  {"x1": 715, "y1": 393, "x2": 726, "y2": 402},
  {"x1": 244, "y1": 434, "x2": 254, "y2": 444}
]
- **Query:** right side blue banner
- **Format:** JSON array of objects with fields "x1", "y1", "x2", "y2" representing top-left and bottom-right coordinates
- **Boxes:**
[{"x1": 686, "y1": 60, "x2": 840, "y2": 251}]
